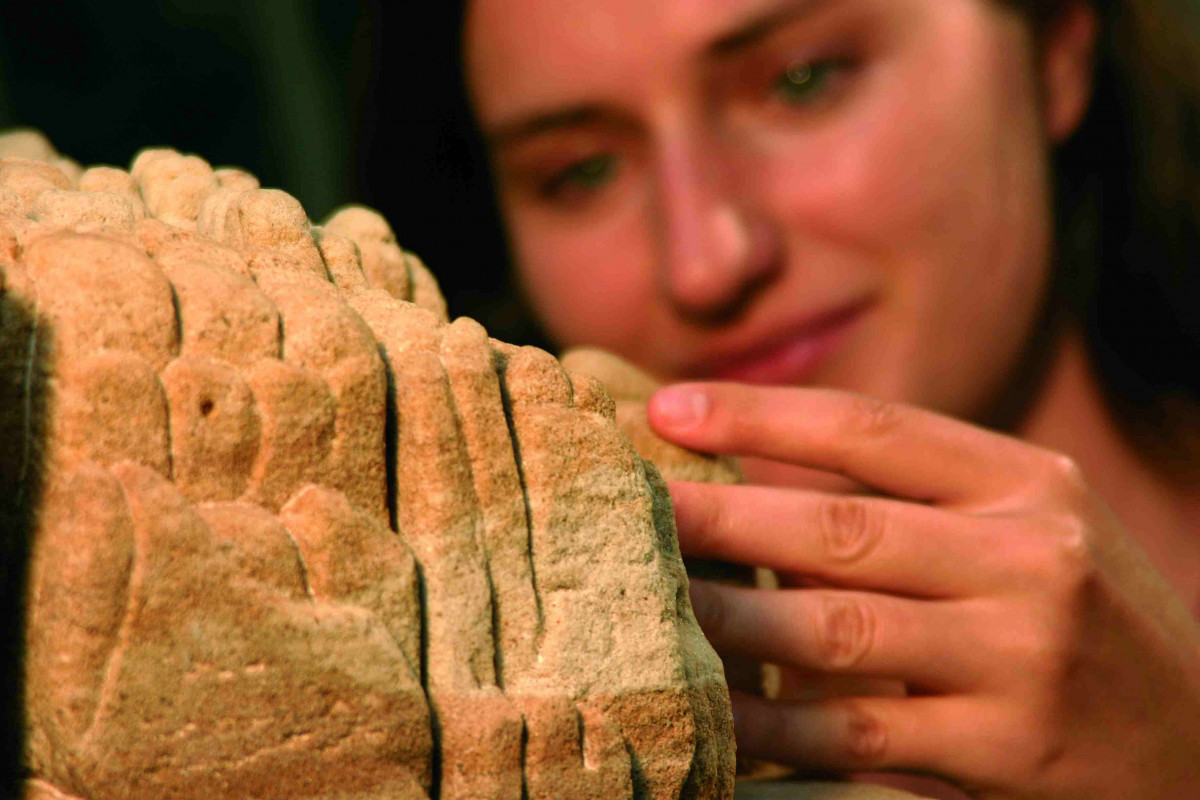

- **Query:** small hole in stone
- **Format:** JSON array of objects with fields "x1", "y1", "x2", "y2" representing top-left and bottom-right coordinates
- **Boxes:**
[{"x1": 200, "y1": 399, "x2": 215, "y2": 417}]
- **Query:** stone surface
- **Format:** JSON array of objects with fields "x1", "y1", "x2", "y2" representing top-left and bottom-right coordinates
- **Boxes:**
[
  {"x1": 561, "y1": 348, "x2": 743, "y2": 485},
  {"x1": 561, "y1": 347, "x2": 769, "y2": 706},
  {"x1": 2, "y1": 130, "x2": 742, "y2": 800}
]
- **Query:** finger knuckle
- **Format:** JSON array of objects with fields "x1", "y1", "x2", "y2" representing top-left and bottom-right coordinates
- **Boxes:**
[
  {"x1": 843, "y1": 394, "x2": 905, "y2": 442},
  {"x1": 817, "y1": 496, "x2": 883, "y2": 564},
  {"x1": 840, "y1": 701, "x2": 888, "y2": 763},
  {"x1": 814, "y1": 595, "x2": 876, "y2": 669},
  {"x1": 1039, "y1": 453, "x2": 1091, "y2": 506},
  {"x1": 1038, "y1": 513, "x2": 1099, "y2": 596},
  {"x1": 1016, "y1": 572, "x2": 1088, "y2": 686},
  {"x1": 1014, "y1": 519, "x2": 1095, "y2": 685}
]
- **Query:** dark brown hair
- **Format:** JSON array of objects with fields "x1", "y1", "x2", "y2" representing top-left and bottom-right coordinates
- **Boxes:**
[{"x1": 1031, "y1": 0, "x2": 1200, "y2": 446}]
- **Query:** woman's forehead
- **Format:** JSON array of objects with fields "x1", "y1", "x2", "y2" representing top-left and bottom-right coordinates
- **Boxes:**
[{"x1": 467, "y1": 0, "x2": 823, "y2": 123}]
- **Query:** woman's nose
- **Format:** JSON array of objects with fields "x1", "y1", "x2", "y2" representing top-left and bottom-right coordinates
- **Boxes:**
[{"x1": 656, "y1": 136, "x2": 781, "y2": 322}]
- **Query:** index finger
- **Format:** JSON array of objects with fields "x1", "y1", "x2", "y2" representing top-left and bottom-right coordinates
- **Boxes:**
[
  {"x1": 669, "y1": 481, "x2": 1015, "y2": 598},
  {"x1": 648, "y1": 384, "x2": 1044, "y2": 504}
]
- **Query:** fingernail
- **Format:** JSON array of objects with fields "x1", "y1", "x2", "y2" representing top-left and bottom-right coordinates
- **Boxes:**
[{"x1": 651, "y1": 386, "x2": 709, "y2": 428}]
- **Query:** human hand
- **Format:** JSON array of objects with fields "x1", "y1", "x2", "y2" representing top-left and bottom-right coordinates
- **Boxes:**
[{"x1": 649, "y1": 383, "x2": 1200, "y2": 799}]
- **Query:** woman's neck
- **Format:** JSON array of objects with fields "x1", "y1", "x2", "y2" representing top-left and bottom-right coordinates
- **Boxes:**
[{"x1": 1016, "y1": 324, "x2": 1200, "y2": 604}]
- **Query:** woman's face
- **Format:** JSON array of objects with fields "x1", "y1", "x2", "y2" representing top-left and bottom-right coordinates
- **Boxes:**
[{"x1": 467, "y1": 0, "x2": 1086, "y2": 421}]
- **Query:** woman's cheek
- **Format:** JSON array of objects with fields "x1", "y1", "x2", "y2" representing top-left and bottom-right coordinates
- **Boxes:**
[{"x1": 513, "y1": 205, "x2": 659, "y2": 355}]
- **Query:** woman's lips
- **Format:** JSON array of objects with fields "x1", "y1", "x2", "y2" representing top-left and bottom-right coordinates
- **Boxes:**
[{"x1": 696, "y1": 301, "x2": 870, "y2": 386}]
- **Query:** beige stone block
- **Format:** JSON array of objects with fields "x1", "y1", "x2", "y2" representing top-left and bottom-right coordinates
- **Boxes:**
[
  {"x1": 393, "y1": 348, "x2": 495, "y2": 689},
  {"x1": 0, "y1": 185, "x2": 21, "y2": 218},
  {"x1": 241, "y1": 358, "x2": 336, "y2": 511},
  {"x1": 193, "y1": 185, "x2": 246, "y2": 244},
  {"x1": 23, "y1": 778, "x2": 83, "y2": 800},
  {"x1": 264, "y1": 271, "x2": 376, "y2": 368},
  {"x1": 436, "y1": 692, "x2": 525, "y2": 800},
  {"x1": 0, "y1": 129, "x2": 60, "y2": 162},
  {"x1": 517, "y1": 695, "x2": 633, "y2": 800},
  {"x1": 24, "y1": 232, "x2": 178, "y2": 371},
  {"x1": 280, "y1": 485, "x2": 422, "y2": 670},
  {"x1": 162, "y1": 356, "x2": 261, "y2": 502},
  {"x1": 25, "y1": 463, "x2": 135, "y2": 768},
  {"x1": 30, "y1": 190, "x2": 139, "y2": 233},
  {"x1": 51, "y1": 462, "x2": 436, "y2": 800},
  {"x1": 440, "y1": 319, "x2": 540, "y2": 685},
  {"x1": 323, "y1": 355, "x2": 390, "y2": 523},
  {"x1": 0, "y1": 157, "x2": 71, "y2": 208},
  {"x1": 53, "y1": 158, "x2": 83, "y2": 187},
  {"x1": 324, "y1": 205, "x2": 412, "y2": 302},
  {"x1": 502, "y1": 345, "x2": 734, "y2": 800},
  {"x1": 252, "y1": 263, "x2": 341, "y2": 298},
  {"x1": 77, "y1": 166, "x2": 138, "y2": 199},
  {"x1": 562, "y1": 348, "x2": 760, "y2": 715},
  {"x1": 313, "y1": 226, "x2": 370, "y2": 294},
  {"x1": 561, "y1": 347, "x2": 661, "y2": 401},
  {"x1": 130, "y1": 148, "x2": 219, "y2": 228},
  {"x1": 562, "y1": 347, "x2": 743, "y2": 485},
  {"x1": 165, "y1": 260, "x2": 280, "y2": 365},
  {"x1": 264, "y1": 280, "x2": 389, "y2": 521},
  {"x1": 53, "y1": 167, "x2": 143, "y2": 213},
  {"x1": 348, "y1": 288, "x2": 444, "y2": 358},
  {"x1": 197, "y1": 502, "x2": 310, "y2": 599},
  {"x1": 247, "y1": 248, "x2": 329, "y2": 280},
  {"x1": 134, "y1": 216, "x2": 195, "y2": 256},
  {"x1": 200, "y1": 188, "x2": 326, "y2": 277},
  {"x1": 392, "y1": 348, "x2": 527, "y2": 799},
  {"x1": 51, "y1": 352, "x2": 170, "y2": 476},
  {"x1": 155, "y1": 237, "x2": 252, "y2": 277},
  {"x1": 566, "y1": 369, "x2": 618, "y2": 421}
]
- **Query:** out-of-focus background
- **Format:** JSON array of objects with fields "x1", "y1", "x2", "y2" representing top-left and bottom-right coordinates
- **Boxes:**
[{"x1": 0, "y1": 0, "x2": 542, "y2": 345}]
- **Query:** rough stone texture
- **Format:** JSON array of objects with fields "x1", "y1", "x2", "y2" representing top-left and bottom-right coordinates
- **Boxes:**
[
  {"x1": 560, "y1": 348, "x2": 742, "y2": 486},
  {"x1": 561, "y1": 348, "x2": 768, "y2": 706},
  {"x1": 2, "y1": 130, "x2": 737, "y2": 800}
]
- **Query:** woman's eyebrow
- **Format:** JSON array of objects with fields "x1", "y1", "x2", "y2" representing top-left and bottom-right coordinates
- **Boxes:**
[
  {"x1": 486, "y1": 106, "x2": 634, "y2": 150},
  {"x1": 708, "y1": 0, "x2": 832, "y2": 58},
  {"x1": 486, "y1": 107, "x2": 600, "y2": 148}
]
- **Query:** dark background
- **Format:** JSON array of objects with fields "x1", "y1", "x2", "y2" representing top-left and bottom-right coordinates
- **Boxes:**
[{"x1": 0, "y1": 0, "x2": 545, "y2": 346}]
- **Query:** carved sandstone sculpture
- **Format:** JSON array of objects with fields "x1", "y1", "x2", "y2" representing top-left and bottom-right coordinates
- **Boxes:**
[{"x1": 0, "y1": 130, "x2": 732, "y2": 800}]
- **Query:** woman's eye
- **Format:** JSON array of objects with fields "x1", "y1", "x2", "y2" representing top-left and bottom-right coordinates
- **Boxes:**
[
  {"x1": 770, "y1": 60, "x2": 840, "y2": 106},
  {"x1": 543, "y1": 153, "x2": 619, "y2": 198}
]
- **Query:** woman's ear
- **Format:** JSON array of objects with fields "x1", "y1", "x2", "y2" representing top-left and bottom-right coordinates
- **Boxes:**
[{"x1": 1042, "y1": 1, "x2": 1100, "y2": 143}]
